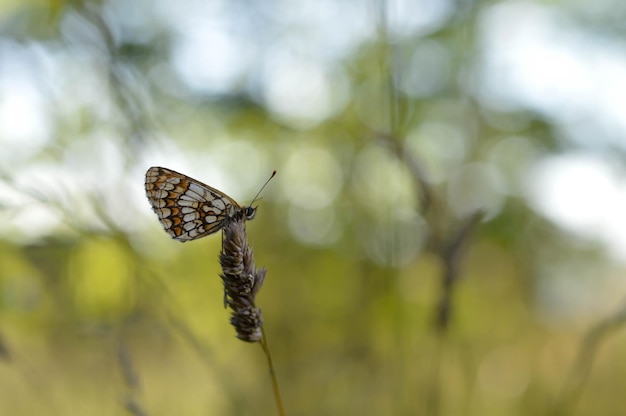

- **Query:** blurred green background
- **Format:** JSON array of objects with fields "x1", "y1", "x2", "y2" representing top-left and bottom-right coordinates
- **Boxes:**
[{"x1": 1, "y1": 0, "x2": 626, "y2": 415}]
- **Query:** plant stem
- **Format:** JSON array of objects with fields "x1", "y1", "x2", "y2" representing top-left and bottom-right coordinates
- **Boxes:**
[{"x1": 260, "y1": 327, "x2": 285, "y2": 416}]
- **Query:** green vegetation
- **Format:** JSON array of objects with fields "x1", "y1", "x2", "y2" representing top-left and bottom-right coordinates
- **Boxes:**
[{"x1": 0, "y1": 1, "x2": 625, "y2": 415}]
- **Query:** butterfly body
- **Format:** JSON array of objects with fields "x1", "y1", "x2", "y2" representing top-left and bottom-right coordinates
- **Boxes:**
[{"x1": 145, "y1": 167, "x2": 256, "y2": 242}]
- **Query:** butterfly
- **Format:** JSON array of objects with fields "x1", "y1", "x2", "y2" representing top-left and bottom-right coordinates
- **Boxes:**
[{"x1": 145, "y1": 167, "x2": 275, "y2": 242}]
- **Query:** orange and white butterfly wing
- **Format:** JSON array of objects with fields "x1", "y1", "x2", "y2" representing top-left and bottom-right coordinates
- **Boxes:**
[{"x1": 145, "y1": 167, "x2": 243, "y2": 242}]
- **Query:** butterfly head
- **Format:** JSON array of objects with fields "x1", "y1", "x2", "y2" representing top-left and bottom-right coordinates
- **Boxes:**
[
  {"x1": 244, "y1": 206, "x2": 257, "y2": 220},
  {"x1": 244, "y1": 170, "x2": 276, "y2": 221}
]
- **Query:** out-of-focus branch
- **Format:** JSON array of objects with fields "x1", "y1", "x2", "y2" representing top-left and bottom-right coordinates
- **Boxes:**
[
  {"x1": 553, "y1": 300, "x2": 626, "y2": 416},
  {"x1": 378, "y1": 132, "x2": 483, "y2": 332},
  {"x1": 76, "y1": 3, "x2": 156, "y2": 157},
  {"x1": 117, "y1": 343, "x2": 150, "y2": 416},
  {"x1": 0, "y1": 332, "x2": 11, "y2": 362},
  {"x1": 434, "y1": 211, "x2": 483, "y2": 332},
  {"x1": 377, "y1": 132, "x2": 433, "y2": 213}
]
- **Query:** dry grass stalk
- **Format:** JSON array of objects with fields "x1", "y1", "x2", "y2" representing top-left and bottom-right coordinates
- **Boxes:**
[
  {"x1": 219, "y1": 216, "x2": 285, "y2": 416},
  {"x1": 219, "y1": 217, "x2": 266, "y2": 342}
]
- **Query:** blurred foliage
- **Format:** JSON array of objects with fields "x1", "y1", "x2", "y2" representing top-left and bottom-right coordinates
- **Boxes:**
[{"x1": 1, "y1": 0, "x2": 626, "y2": 415}]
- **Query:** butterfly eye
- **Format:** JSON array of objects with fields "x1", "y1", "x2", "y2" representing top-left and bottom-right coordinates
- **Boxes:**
[{"x1": 245, "y1": 206, "x2": 257, "y2": 220}]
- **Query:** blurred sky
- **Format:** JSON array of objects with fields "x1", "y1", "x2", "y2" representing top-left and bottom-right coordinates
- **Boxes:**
[{"x1": 1, "y1": 0, "x2": 626, "y2": 263}]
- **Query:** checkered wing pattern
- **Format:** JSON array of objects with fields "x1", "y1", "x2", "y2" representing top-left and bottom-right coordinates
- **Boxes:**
[{"x1": 145, "y1": 167, "x2": 249, "y2": 242}]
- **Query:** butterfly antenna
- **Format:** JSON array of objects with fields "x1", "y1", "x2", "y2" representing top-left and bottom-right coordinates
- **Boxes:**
[{"x1": 250, "y1": 170, "x2": 277, "y2": 206}]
